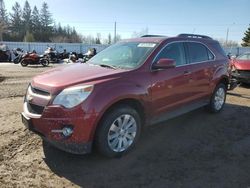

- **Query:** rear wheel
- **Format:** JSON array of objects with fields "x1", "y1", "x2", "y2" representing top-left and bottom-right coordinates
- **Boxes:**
[
  {"x1": 95, "y1": 105, "x2": 141, "y2": 157},
  {"x1": 208, "y1": 83, "x2": 226, "y2": 113},
  {"x1": 20, "y1": 59, "x2": 28, "y2": 67}
]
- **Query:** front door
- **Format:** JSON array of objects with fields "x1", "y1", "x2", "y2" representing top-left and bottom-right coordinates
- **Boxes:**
[{"x1": 150, "y1": 42, "x2": 193, "y2": 117}]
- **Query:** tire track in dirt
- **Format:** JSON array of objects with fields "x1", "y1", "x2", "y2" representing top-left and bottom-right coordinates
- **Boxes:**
[
  {"x1": 0, "y1": 130, "x2": 75, "y2": 187},
  {"x1": 0, "y1": 75, "x2": 5, "y2": 82}
]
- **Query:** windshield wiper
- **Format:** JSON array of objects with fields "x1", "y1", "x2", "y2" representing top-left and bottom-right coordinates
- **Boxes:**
[{"x1": 99, "y1": 64, "x2": 117, "y2": 69}]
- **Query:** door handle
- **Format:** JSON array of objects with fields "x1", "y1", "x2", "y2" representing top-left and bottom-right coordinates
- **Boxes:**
[{"x1": 183, "y1": 71, "x2": 191, "y2": 76}]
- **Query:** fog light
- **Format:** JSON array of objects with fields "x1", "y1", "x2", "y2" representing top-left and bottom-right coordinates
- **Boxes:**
[
  {"x1": 62, "y1": 127, "x2": 73, "y2": 137},
  {"x1": 51, "y1": 126, "x2": 73, "y2": 137}
]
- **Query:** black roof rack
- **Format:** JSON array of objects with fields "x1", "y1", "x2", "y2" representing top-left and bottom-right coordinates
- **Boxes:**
[
  {"x1": 141, "y1": 35, "x2": 166, "y2": 38},
  {"x1": 177, "y1": 33, "x2": 212, "y2": 39}
]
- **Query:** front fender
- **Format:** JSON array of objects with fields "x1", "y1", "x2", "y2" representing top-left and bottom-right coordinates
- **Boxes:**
[{"x1": 83, "y1": 78, "x2": 151, "y2": 139}]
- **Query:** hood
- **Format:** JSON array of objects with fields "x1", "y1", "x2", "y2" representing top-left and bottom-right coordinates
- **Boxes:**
[
  {"x1": 233, "y1": 59, "x2": 250, "y2": 70},
  {"x1": 32, "y1": 63, "x2": 126, "y2": 92}
]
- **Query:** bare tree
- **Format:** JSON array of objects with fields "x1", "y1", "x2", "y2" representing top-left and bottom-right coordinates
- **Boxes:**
[
  {"x1": 131, "y1": 27, "x2": 149, "y2": 38},
  {"x1": 217, "y1": 38, "x2": 239, "y2": 48}
]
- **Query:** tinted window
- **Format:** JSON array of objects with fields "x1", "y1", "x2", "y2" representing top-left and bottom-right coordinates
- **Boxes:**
[
  {"x1": 187, "y1": 42, "x2": 213, "y2": 63},
  {"x1": 155, "y1": 42, "x2": 186, "y2": 66},
  {"x1": 207, "y1": 50, "x2": 214, "y2": 60}
]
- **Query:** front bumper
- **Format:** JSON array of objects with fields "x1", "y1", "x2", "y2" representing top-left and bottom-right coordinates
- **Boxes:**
[
  {"x1": 22, "y1": 102, "x2": 99, "y2": 154},
  {"x1": 228, "y1": 78, "x2": 238, "y2": 90},
  {"x1": 43, "y1": 137, "x2": 92, "y2": 154},
  {"x1": 232, "y1": 70, "x2": 250, "y2": 83}
]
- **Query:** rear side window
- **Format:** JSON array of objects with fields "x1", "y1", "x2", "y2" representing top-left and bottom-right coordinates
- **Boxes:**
[
  {"x1": 187, "y1": 42, "x2": 214, "y2": 63},
  {"x1": 155, "y1": 42, "x2": 186, "y2": 66}
]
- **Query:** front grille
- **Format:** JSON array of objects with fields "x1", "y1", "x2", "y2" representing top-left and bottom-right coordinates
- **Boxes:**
[
  {"x1": 237, "y1": 70, "x2": 250, "y2": 76},
  {"x1": 237, "y1": 70, "x2": 250, "y2": 73},
  {"x1": 27, "y1": 102, "x2": 44, "y2": 114},
  {"x1": 30, "y1": 86, "x2": 50, "y2": 96}
]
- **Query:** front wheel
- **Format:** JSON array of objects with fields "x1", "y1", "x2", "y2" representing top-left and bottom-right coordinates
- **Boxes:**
[
  {"x1": 40, "y1": 59, "x2": 49, "y2": 67},
  {"x1": 207, "y1": 83, "x2": 226, "y2": 113},
  {"x1": 95, "y1": 105, "x2": 141, "y2": 157},
  {"x1": 20, "y1": 59, "x2": 28, "y2": 67}
]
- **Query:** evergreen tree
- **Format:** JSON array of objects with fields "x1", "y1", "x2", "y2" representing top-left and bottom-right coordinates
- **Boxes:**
[
  {"x1": 57, "y1": 23, "x2": 63, "y2": 35},
  {"x1": 0, "y1": 0, "x2": 8, "y2": 40},
  {"x1": 39, "y1": 2, "x2": 53, "y2": 41},
  {"x1": 95, "y1": 33, "x2": 101, "y2": 44},
  {"x1": 40, "y1": 2, "x2": 52, "y2": 29},
  {"x1": 22, "y1": 0, "x2": 31, "y2": 32},
  {"x1": 242, "y1": 25, "x2": 250, "y2": 47},
  {"x1": 9, "y1": 2, "x2": 23, "y2": 41},
  {"x1": 0, "y1": 0, "x2": 7, "y2": 22},
  {"x1": 1, "y1": 1, "x2": 83, "y2": 42},
  {"x1": 31, "y1": 5, "x2": 40, "y2": 40}
]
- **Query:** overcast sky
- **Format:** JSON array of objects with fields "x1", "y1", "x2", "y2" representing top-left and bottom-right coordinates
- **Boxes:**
[{"x1": 4, "y1": 0, "x2": 250, "y2": 43}]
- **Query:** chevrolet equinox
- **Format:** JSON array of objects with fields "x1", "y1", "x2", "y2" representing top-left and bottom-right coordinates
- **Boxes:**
[{"x1": 22, "y1": 34, "x2": 235, "y2": 157}]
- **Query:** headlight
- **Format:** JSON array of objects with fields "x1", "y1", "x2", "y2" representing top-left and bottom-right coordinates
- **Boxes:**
[{"x1": 53, "y1": 85, "x2": 93, "y2": 108}]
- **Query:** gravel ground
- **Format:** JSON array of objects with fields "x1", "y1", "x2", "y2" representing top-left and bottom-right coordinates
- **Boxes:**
[{"x1": 0, "y1": 63, "x2": 250, "y2": 188}]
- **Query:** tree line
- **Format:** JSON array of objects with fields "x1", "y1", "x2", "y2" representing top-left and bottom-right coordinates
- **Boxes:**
[
  {"x1": 0, "y1": 0, "x2": 108, "y2": 43},
  {"x1": 0, "y1": 0, "x2": 249, "y2": 46}
]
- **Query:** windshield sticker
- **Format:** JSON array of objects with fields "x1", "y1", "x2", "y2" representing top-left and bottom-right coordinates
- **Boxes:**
[{"x1": 137, "y1": 43, "x2": 156, "y2": 48}]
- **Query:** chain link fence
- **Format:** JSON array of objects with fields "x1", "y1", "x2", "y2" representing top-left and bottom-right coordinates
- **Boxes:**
[
  {"x1": 3, "y1": 41, "x2": 109, "y2": 55},
  {"x1": 224, "y1": 47, "x2": 250, "y2": 56},
  {"x1": 2, "y1": 41, "x2": 250, "y2": 59}
]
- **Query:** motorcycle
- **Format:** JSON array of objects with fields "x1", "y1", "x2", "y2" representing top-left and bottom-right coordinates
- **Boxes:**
[
  {"x1": 44, "y1": 47, "x2": 59, "y2": 63},
  {"x1": 13, "y1": 48, "x2": 24, "y2": 64},
  {"x1": 20, "y1": 51, "x2": 49, "y2": 67},
  {"x1": 82, "y1": 48, "x2": 97, "y2": 63},
  {"x1": 68, "y1": 51, "x2": 78, "y2": 63}
]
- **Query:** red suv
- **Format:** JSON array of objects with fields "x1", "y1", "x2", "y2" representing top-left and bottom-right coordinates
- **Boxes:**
[{"x1": 22, "y1": 34, "x2": 235, "y2": 157}]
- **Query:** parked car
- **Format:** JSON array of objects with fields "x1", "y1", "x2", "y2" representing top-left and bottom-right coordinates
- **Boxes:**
[
  {"x1": 231, "y1": 52, "x2": 250, "y2": 84},
  {"x1": 21, "y1": 34, "x2": 236, "y2": 157},
  {"x1": 0, "y1": 43, "x2": 11, "y2": 62}
]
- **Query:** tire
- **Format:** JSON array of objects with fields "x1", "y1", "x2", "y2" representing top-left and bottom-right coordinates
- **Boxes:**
[
  {"x1": 13, "y1": 58, "x2": 19, "y2": 64},
  {"x1": 41, "y1": 59, "x2": 49, "y2": 67},
  {"x1": 95, "y1": 105, "x2": 141, "y2": 158},
  {"x1": 20, "y1": 59, "x2": 28, "y2": 67},
  {"x1": 207, "y1": 83, "x2": 226, "y2": 113}
]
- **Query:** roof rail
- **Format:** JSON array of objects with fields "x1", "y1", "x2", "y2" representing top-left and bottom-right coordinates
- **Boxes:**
[
  {"x1": 141, "y1": 35, "x2": 166, "y2": 38},
  {"x1": 177, "y1": 33, "x2": 212, "y2": 39}
]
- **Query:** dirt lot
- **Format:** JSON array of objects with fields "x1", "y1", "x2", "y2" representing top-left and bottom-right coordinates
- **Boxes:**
[{"x1": 0, "y1": 63, "x2": 250, "y2": 188}]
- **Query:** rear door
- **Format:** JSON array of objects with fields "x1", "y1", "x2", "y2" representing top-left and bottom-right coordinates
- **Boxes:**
[{"x1": 185, "y1": 42, "x2": 215, "y2": 101}]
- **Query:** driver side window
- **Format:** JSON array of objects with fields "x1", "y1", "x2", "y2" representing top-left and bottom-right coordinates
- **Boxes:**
[{"x1": 155, "y1": 42, "x2": 186, "y2": 66}]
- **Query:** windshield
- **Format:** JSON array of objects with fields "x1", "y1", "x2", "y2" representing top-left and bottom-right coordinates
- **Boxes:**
[
  {"x1": 88, "y1": 42, "x2": 157, "y2": 69},
  {"x1": 237, "y1": 53, "x2": 250, "y2": 60}
]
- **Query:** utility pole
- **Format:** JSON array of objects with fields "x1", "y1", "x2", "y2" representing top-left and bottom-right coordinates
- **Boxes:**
[{"x1": 114, "y1": 21, "x2": 117, "y2": 43}]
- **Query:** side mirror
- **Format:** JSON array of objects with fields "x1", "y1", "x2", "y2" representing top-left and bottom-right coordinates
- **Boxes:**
[{"x1": 152, "y1": 58, "x2": 176, "y2": 70}]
